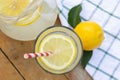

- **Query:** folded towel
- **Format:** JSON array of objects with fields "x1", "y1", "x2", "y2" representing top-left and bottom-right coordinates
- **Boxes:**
[{"x1": 56, "y1": 0, "x2": 120, "y2": 80}]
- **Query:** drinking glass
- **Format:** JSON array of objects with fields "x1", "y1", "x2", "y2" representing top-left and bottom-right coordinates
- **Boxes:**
[{"x1": 35, "y1": 26, "x2": 83, "y2": 74}]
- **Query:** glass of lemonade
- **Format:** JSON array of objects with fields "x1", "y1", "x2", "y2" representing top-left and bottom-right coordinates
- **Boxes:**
[
  {"x1": 0, "y1": 0, "x2": 58, "y2": 41},
  {"x1": 35, "y1": 26, "x2": 83, "y2": 74}
]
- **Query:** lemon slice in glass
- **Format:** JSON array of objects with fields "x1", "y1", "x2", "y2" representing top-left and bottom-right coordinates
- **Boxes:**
[
  {"x1": 35, "y1": 26, "x2": 83, "y2": 74},
  {"x1": 39, "y1": 34, "x2": 77, "y2": 70}
]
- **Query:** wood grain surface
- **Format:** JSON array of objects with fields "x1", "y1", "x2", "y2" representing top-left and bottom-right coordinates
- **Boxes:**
[{"x1": 0, "y1": 17, "x2": 93, "y2": 80}]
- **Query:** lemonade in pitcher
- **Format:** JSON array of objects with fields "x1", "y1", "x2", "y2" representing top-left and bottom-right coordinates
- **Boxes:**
[
  {"x1": 35, "y1": 26, "x2": 83, "y2": 74},
  {"x1": 0, "y1": 0, "x2": 58, "y2": 41}
]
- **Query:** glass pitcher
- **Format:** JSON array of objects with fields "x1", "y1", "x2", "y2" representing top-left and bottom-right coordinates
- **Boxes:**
[{"x1": 0, "y1": 0, "x2": 58, "y2": 41}]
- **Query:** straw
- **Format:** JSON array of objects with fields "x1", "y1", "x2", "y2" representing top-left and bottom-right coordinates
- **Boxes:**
[{"x1": 24, "y1": 51, "x2": 52, "y2": 59}]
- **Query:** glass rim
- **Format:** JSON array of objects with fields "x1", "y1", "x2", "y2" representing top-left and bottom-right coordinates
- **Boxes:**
[{"x1": 34, "y1": 25, "x2": 83, "y2": 74}]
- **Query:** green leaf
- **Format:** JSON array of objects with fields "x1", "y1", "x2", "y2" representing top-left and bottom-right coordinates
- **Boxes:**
[
  {"x1": 81, "y1": 51, "x2": 93, "y2": 68},
  {"x1": 68, "y1": 4, "x2": 82, "y2": 28}
]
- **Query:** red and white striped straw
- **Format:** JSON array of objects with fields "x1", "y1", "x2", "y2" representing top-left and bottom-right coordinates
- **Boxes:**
[{"x1": 24, "y1": 51, "x2": 52, "y2": 59}]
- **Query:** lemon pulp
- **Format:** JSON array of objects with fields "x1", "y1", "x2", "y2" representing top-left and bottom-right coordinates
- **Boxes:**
[{"x1": 36, "y1": 34, "x2": 77, "y2": 70}]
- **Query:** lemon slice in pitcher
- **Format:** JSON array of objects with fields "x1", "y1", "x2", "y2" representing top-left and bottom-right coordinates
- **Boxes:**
[
  {"x1": 0, "y1": 0, "x2": 32, "y2": 16},
  {"x1": 15, "y1": 7, "x2": 41, "y2": 26},
  {"x1": 0, "y1": 0, "x2": 42, "y2": 26}
]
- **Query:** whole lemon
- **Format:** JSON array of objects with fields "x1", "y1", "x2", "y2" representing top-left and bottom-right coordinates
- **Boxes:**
[{"x1": 74, "y1": 21, "x2": 104, "y2": 51}]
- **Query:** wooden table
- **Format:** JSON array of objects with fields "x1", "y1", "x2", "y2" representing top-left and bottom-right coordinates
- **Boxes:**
[{"x1": 0, "y1": 18, "x2": 93, "y2": 80}]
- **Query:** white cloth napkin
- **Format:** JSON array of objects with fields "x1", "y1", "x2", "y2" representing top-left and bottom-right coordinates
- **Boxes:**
[{"x1": 56, "y1": 0, "x2": 120, "y2": 80}]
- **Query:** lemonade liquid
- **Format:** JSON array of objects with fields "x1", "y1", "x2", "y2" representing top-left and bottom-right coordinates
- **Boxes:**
[{"x1": 35, "y1": 26, "x2": 83, "y2": 74}]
